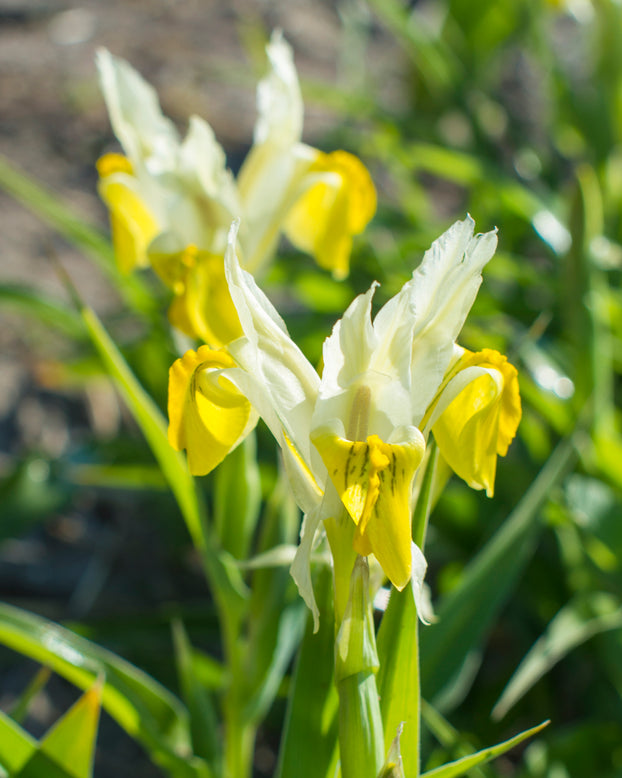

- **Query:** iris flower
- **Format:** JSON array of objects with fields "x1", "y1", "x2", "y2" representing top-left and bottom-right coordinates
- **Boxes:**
[
  {"x1": 168, "y1": 216, "x2": 521, "y2": 626},
  {"x1": 96, "y1": 32, "x2": 376, "y2": 345}
]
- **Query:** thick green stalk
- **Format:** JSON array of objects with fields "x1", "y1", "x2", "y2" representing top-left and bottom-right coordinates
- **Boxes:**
[
  {"x1": 377, "y1": 442, "x2": 438, "y2": 778},
  {"x1": 223, "y1": 704, "x2": 255, "y2": 778},
  {"x1": 338, "y1": 672, "x2": 385, "y2": 778},
  {"x1": 334, "y1": 557, "x2": 385, "y2": 778}
]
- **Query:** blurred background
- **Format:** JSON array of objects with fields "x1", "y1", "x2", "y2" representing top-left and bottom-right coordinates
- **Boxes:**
[{"x1": 2, "y1": 0, "x2": 622, "y2": 775}]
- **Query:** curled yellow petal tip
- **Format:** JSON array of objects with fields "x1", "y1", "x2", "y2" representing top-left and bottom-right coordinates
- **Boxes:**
[
  {"x1": 168, "y1": 346, "x2": 254, "y2": 475},
  {"x1": 97, "y1": 165, "x2": 158, "y2": 273},
  {"x1": 151, "y1": 248, "x2": 243, "y2": 347},
  {"x1": 96, "y1": 152, "x2": 134, "y2": 177},
  {"x1": 433, "y1": 348, "x2": 521, "y2": 497},
  {"x1": 284, "y1": 149, "x2": 376, "y2": 280}
]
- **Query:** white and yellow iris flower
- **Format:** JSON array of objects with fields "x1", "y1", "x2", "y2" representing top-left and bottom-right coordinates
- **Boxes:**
[
  {"x1": 168, "y1": 216, "x2": 521, "y2": 627},
  {"x1": 96, "y1": 32, "x2": 376, "y2": 344}
]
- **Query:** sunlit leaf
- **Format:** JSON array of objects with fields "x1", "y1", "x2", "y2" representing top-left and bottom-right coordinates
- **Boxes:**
[
  {"x1": 420, "y1": 721, "x2": 549, "y2": 777},
  {"x1": 492, "y1": 593, "x2": 622, "y2": 720}
]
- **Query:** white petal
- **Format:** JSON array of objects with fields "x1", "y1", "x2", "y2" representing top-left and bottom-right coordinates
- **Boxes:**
[
  {"x1": 178, "y1": 117, "x2": 239, "y2": 233},
  {"x1": 312, "y1": 282, "x2": 416, "y2": 439},
  {"x1": 225, "y1": 223, "x2": 323, "y2": 478},
  {"x1": 290, "y1": 505, "x2": 324, "y2": 631},
  {"x1": 253, "y1": 30, "x2": 303, "y2": 147},
  {"x1": 322, "y1": 283, "x2": 378, "y2": 394},
  {"x1": 97, "y1": 48, "x2": 179, "y2": 171},
  {"x1": 375, "y1": 216, "x2": 497, "y2": 424},
  {"x1": 411, "y1": 542, "x2": 434, "y2": 625}
]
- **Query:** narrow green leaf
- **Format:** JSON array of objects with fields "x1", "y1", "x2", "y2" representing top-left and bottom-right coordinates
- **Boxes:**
[
  {"x1": 492, "y1": 593, "x2": 622, "y2": 720},
  {"x1": 0, "y1": 710, "x2": 37, "y2": 773},
  {"x1": 80, "y1": 305, "x2": 249, "y2": 624},
  {"x1": 0, "y1": 284, "x2": 85, "y2": 337},
  {"x1": 420, "y1": 434, "x2": 579, "y2": 709},
  {"x1": 80, "y1": 306, "x2": 206, "y2": 552},
  {"x1": 0, "y1": 602, "x2": 197, "y2": 777},
  {"x1": 377, "y1": 588, "x2": 420, "y2": 777},
  {"x1": 68, "y1": 463, "x2": 168, "y2": 491},
  {"x1": 0, "y1": 154, "x2": 155, "y2": 316},
  {"x1": 9, "y1": 667, "x2": 52, "y2": 725},
  {"x1": 275, "y1": 567, "x2": 339, "y2": 778},
  {"x1": 40, "y1": 681, "x2": 102, "y2": 778},
  {"x1": 243, "y1": 603, "x2": 306, "y2": 724},
  {"x1": 420, "y1": 721, "x2": 549, "y2": 778},
  {"x1": 366, "y1": 0, "x2": 458, "y2": 92},
  {"x1": 214, "y1": 431, "x2": 262, "y2": 560},
  {"x1": 172, "y1": 620, "x2": 222, "y2": 770},
  {"x1": 16, "y1": 751, "x2": 80, "y2": 778},
  {"x1": 420, "y1": 700, "x2": 489, "y2": 778}
]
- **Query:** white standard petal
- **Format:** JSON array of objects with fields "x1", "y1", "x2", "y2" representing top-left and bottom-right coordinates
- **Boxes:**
[
  {"x1": 374, "y1": 216, "x2": 498, "y2": 425},
  {"x1": 253, "y1": 30, "x2": 303, "y2": 147},
  {"x1": 225, "y1": 222, "x2": 323, "y2": 479},
  {"x1": 410, "y1": 542, "x2": 434, "y2": 625},
  {"x1": 97, "y1": 48, "x2": 179, "y2": 172},
  {"x1": 290, "y1": 504, "x2": 324, "y2": 632},
  {"x1": 312, "y1": 282, "x2": 415, "y2": 440},
  {"x1": 170, "y1": 116, "x2": 240, "y2": 249},
  {"x1": 179, "y1": 117, "x2": 239, "y2": 219}
]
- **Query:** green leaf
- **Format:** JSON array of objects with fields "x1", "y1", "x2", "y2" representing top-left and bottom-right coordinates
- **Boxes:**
[
  {"x1": 0, "y1": 284, "x2": 85, "y2": 338},
  {"x1": 377, "y1": 587, "x2": 420, "y2": 777},
  {"x1": 420, "y1": 721, "x2": 549, "y2": 778},
  {"x1": 0, "y1": 602, "x2": 200, "y2": 777},
  {"x1": 0, "y1": 710, "x2": 37, "y2": 773},
  {"x1": 0, "y1": 457, "x2": 72, "y2": 543},
  {"x1": 0, "y1": 154, "x2": 155, "y2": 317},
  {"x1": 243, "y1": 603, "x2": 306, "y2": 724},
  {"x1": 420, "y1": 434, "x2": 579, "y2": 709},
  {"x1": 214, "y1": 431, "x2": 262, "y2": 561},
  {"x1": 39, "y1": 681, "x2": 102, "y2": 778},
  {"x1": 16, "y1": 752, "x2": 80, "y2": 778},
  {"x1": 80, "y1": 306, "x2": 249, "y2": 625},
  {"x1": 492, "y1": 592, "x2": 622, "y2": 720},
  {"x1": 172, "y1": 620, "x2": 222, "y2": 770},
  {"x1": 420, "y1": 701, "x2": 488, "y2": 778},
  {"x1": 275, "y1": 567, "x2": 339, "y2": 778},
  {"x1": 80, "y1": 306, "x2": 206, "y2": 552},
  {"x1": 9, "y1": 667, "x2": 52, "y2": 725}
]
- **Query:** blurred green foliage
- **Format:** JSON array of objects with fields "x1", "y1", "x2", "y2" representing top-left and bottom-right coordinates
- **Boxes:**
[{"x1": 1, "y1": 0, "x2": 622, "y2": 776}]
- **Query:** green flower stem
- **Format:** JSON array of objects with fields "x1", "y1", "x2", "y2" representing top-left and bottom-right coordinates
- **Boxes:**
[
  {"x1": 413, "y1": 440, "x2": 439, "y2": 550},
  {"x1": 337, "y1": 672, "x2": 385, "y2": 778},
  {"x1": 223, "y1": 702, "x2": 255, "y2": 778},
  {"x1": 78, "y1": 304, "x2": 255, "y2": 778},
  {"x1": 325, "y1": 512, "x2": 359, "y2": 629},
  {"x1": 334, "y1": 557, "x2": 384, "y2": 778},
  {"x1": 377, "y1": 441, "x2": 438, "y2": 778}
]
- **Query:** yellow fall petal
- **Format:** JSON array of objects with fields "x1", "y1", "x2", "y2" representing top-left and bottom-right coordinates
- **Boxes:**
[
  {"x1": 96, "y1": 152, "x2": 134, "y2": 177},
  {"x1": 168, "y1": 346, "x2": 254, "y2": 475},
  {"x1": 151, "y1": 246, "x2": 243, "y2": 347},
  {"x1": 312, "y1": 430, "x2": 425, "y2": 590},
  {"x1": 432, "y1": 348, "x2": 521, "y2": 497},
  {"x1": 97, "y1": 156, "x2": 159, "y2": 273},
  {"x1": 284, "y1": 150, "x2": 377, "y2": 280}
]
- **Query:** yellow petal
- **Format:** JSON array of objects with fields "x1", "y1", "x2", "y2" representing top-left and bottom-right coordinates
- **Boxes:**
[
  {"x1": 432, "y1": 349, "x2": 521, "y2": 497},
  {"x1": 97, "y1": 168, "x2": 158, "y2": 273},
  {"x1": 284, "y1": 150, "x2": 376, "y2": 280},
  {"x1": 168, "y1": 346, "x2": 254, "y2": 475},
  {"x1": 96, "y1": 152, "x2": 134, "y2": 177},
  {"x1": 312, "y1": 429, "x2": 425, "y2": 590},
  {"x1": 151, "y1": 246, "x2": 243, "y2": 347}
]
